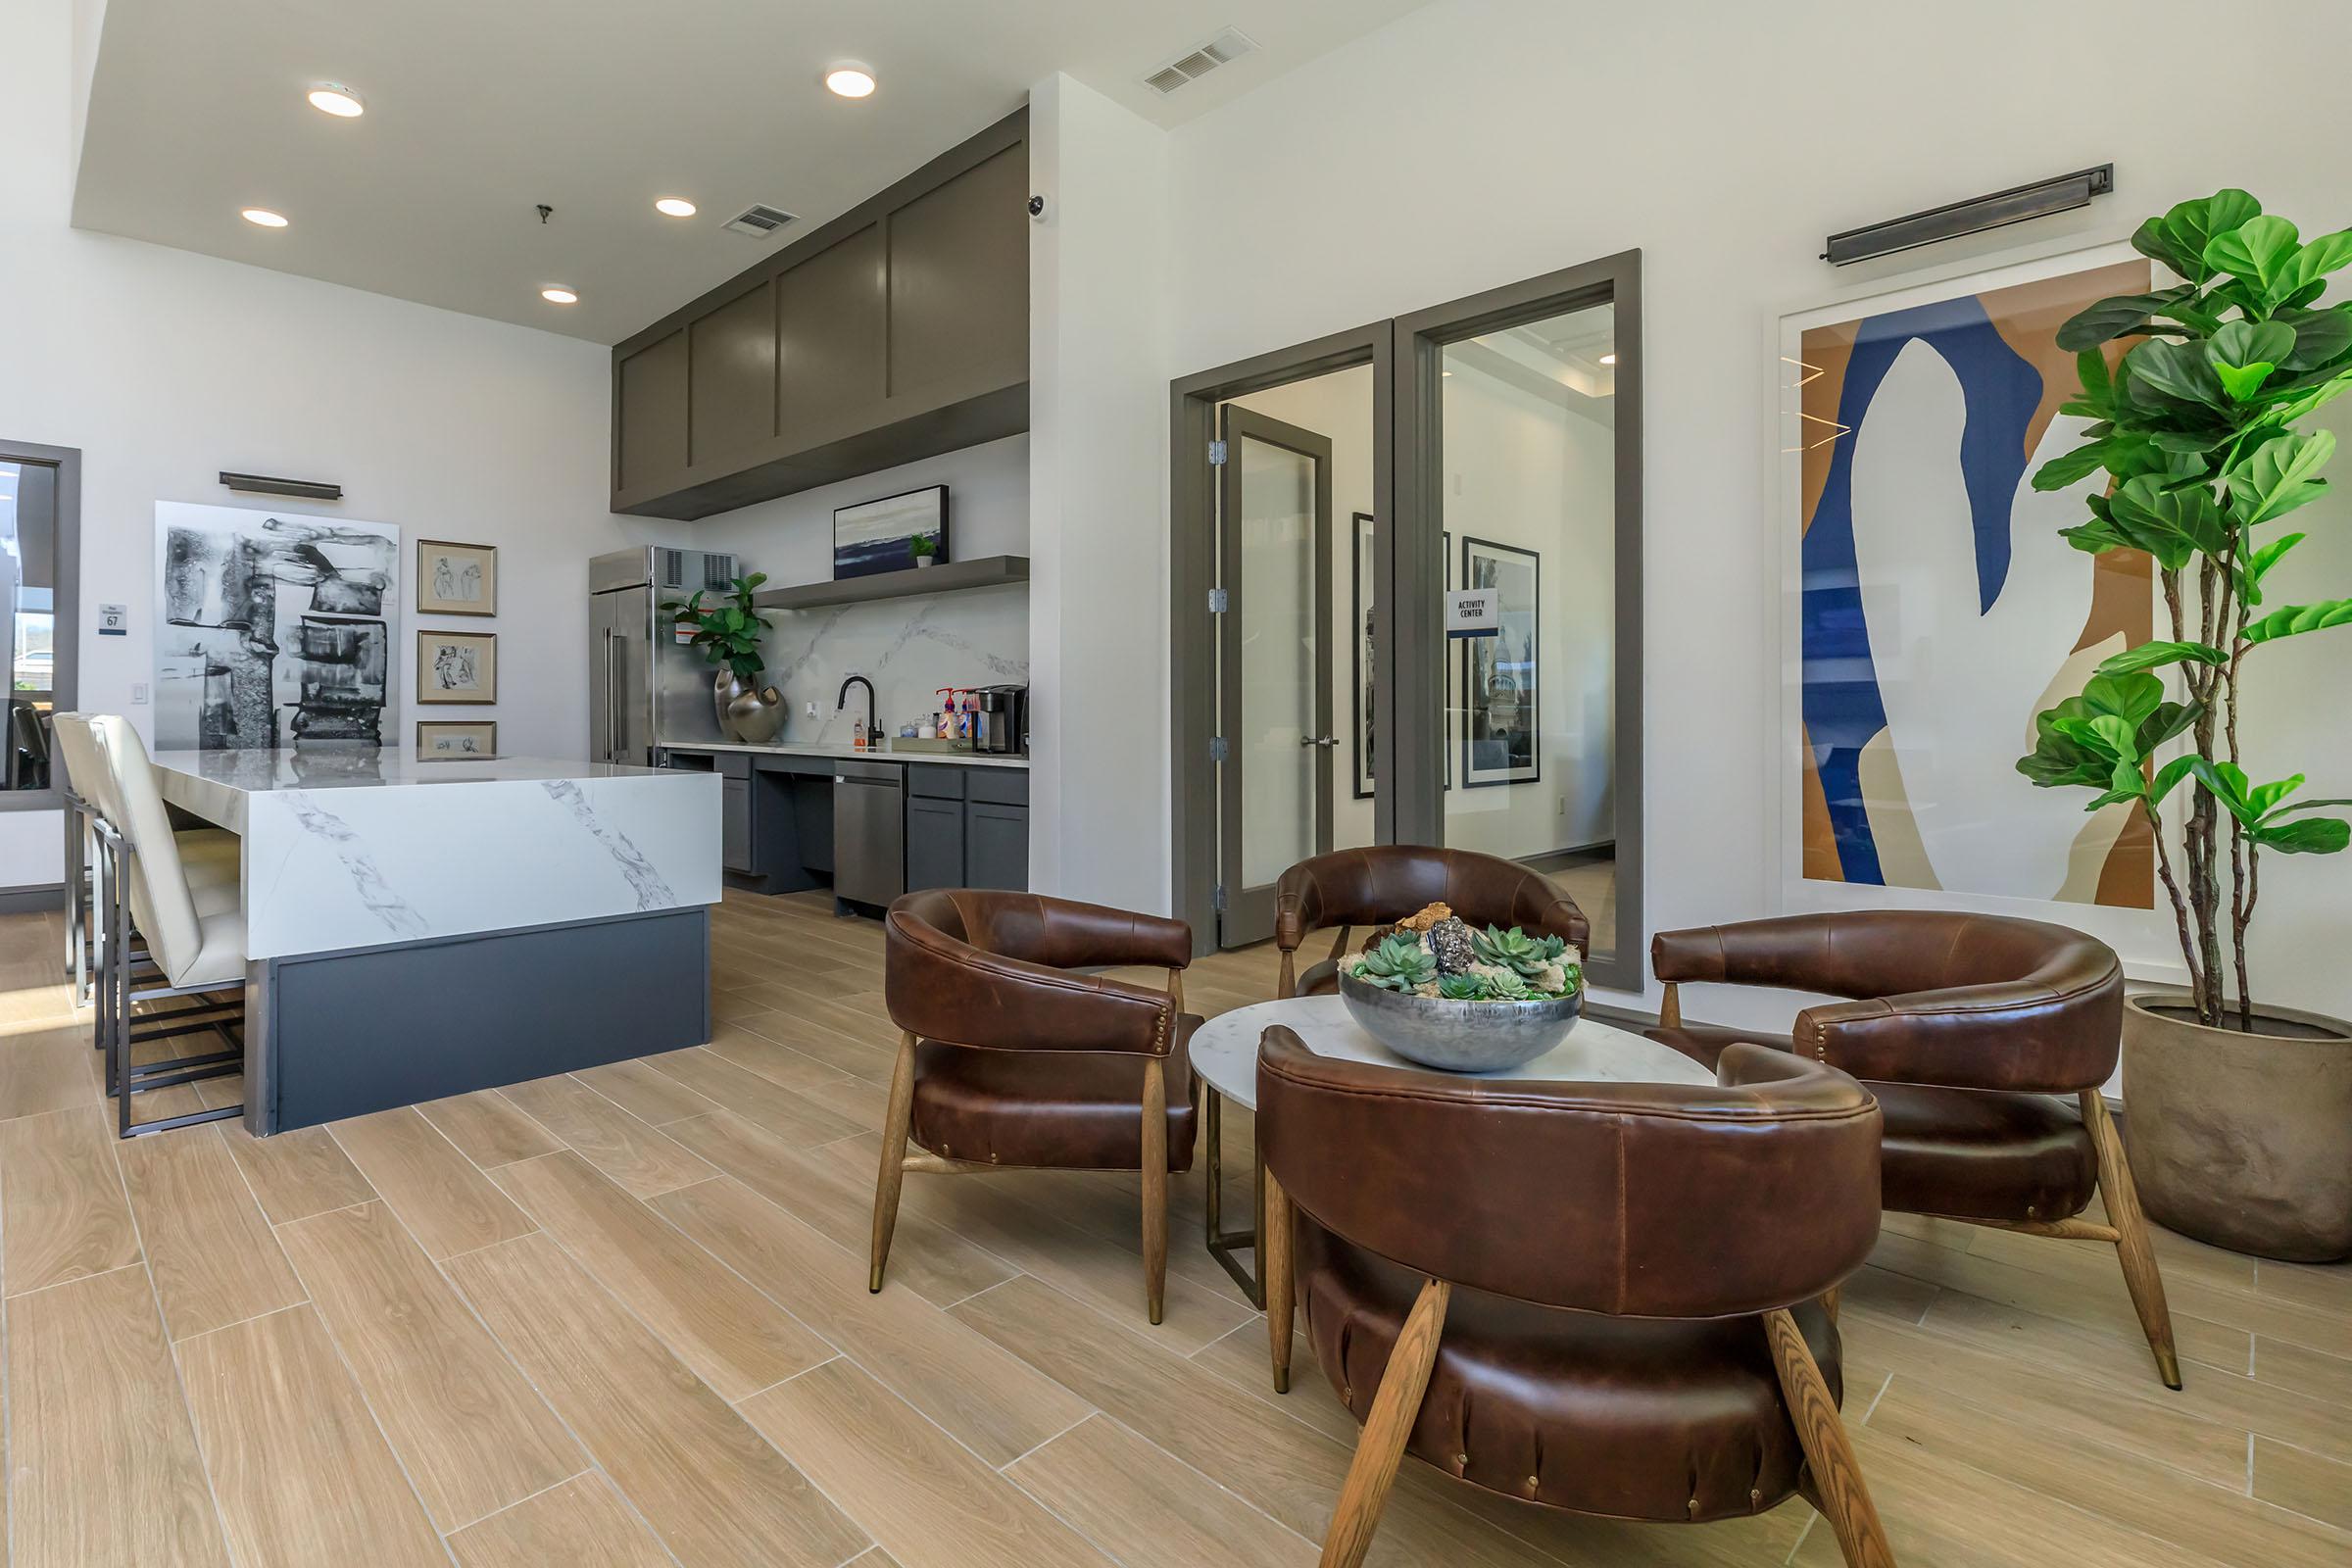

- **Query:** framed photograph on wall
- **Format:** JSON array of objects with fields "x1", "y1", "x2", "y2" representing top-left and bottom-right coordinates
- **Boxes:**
[
  {"x1": 416, "y1": 630, "x2": 497, "y2": 704},
  {"x1": 416, "y1": 539, "x2": 496, "y2": 616},
  {"x1": 832, "y1": 484, "x2": 950, "y2": 580},
  {"x1": 1460, "y1": 536, "x2": 1539, "y2": 788},
  {"x1": 416, "y1": 720, "x2": 497, "y2": 759}
]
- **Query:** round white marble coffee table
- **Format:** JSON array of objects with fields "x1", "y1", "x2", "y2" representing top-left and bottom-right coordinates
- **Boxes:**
[{"x1": 1186, "y1": 994, "x2": 1716, "y2": 1302}]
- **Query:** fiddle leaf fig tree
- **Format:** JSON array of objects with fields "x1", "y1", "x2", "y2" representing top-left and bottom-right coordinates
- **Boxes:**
[
  {"x1": 660, "y1": 572, "x2": 772, "y2": 683},
  {"x1": 2019, "y1": 190, "x2": 2352, "y2": 1030}
]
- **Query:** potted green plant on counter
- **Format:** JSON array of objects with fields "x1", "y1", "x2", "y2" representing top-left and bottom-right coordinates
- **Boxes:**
[
  {"x1": 910, "y1": 532, "x2": 940, "y2": 569},
  {"x1": 662, "y1": 572, "x2": 785, "y2": 743},
  {"x1": 2018, "y1": 189, "x2": 2352, "y2": 1259}
]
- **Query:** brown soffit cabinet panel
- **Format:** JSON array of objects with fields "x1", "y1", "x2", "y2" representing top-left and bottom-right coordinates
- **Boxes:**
[
  {"x1": 609, "y1": 107, "x2": 1028, "y2": 521},
  {"x1": 615, "y1": 331, "x2": 689, "y2": 496},
  {"x1": 886, "y1": 141, "x2": 1030, "y2": 407},
  {"x1": 687, "y1": 279, "x2": 778, "y2": 470},
  {"x1": 778, "y1": 223, "x2": 886, "y2": 448}
]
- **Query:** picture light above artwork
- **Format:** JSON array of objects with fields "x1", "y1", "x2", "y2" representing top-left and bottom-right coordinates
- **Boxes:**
[
  {"x1": 220, "y1": 470, "x2": 343, "y2": 501},
  {"x1": 1822, "y1": 164, "x2": 2115, "y2": 266}
]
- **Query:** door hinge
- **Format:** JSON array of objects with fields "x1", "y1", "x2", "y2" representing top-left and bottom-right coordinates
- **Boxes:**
[
  {"x1": 1212, "y1": 884, "x2": 1227, "y2": 912},
  {"x1": 1207, "y1": 586, "x2": 1228, "y2": 614},
  {"x1": 1208, "y1": 735, "x2": 1229, "y2": 762},
  {"x1": 1207, "y1": 439, "x2": 1228, "y2": 466}
]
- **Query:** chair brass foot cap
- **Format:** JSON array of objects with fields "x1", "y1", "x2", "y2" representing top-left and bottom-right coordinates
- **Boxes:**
[{"x1": 1273, "y1": 1371, "x2": 1290, "y2": 1395}]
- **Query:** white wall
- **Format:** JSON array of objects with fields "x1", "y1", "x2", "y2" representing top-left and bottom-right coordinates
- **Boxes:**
[
  {"x1": 1026, "y1": 74, "x2": 1172, "y2": 909},
  {"x1": 1147, "y1": 0, "x2": 2352, "y2": 1023},
  {"x1": 0, "y1": 0, "x2": 657, "y2": 889},
  {"x1": 681, "y1": 435, "x2": 1031, "y2": 747}
]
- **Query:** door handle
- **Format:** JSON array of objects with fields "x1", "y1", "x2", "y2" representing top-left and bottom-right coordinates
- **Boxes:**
[{"x1": 1298, "y1": 736, "x2": 1339, "y2": 748}]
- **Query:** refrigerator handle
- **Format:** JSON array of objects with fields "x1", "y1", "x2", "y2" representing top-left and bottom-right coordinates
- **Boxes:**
[{"x1": 601, "y1": 629, "x2": 617, "y2": 762}]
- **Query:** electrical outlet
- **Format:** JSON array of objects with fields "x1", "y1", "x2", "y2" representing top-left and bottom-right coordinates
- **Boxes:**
[
  {"x1": 130, "y1": 682, "x2": 150, "y2": 706},
  {"x1": 805, "y1": 701, "x2": 818, "y2": 718}
]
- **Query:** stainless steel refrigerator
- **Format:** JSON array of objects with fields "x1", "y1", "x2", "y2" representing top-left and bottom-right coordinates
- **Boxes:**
[{"x1": 588, "y1": 547, "x2": 739, "y2": 765}]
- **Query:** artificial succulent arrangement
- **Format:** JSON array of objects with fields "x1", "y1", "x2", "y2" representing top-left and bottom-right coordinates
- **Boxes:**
[{"x1": 1344, "y1": 902, "x2": 1581, "y2": 1001}]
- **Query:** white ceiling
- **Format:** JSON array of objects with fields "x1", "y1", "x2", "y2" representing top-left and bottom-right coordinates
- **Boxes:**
[{"x1": 71, "y1": 0, "x2": 1428, "y2": 344}]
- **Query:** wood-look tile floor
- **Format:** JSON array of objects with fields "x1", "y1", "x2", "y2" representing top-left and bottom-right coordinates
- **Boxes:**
[{"x1": 0, "y1": 889, "x2": 2346, "y2": 1567}]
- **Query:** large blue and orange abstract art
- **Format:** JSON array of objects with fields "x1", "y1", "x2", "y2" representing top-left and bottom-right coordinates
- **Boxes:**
[{"x1": 1796, "y1": 258, "x2": 2155, "y2": 907}]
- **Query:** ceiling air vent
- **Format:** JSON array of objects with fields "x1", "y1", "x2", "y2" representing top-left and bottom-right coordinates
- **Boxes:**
[
  {"x1": 1143, "y1": 26, "x2": 1258, "y2": 94},
  {"x1": 723, "y1": 204, "x2": 799, "y2": 239}
]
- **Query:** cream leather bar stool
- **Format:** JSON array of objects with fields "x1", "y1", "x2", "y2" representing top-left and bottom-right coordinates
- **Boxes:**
[
  {"x1": 50, "y1": 714, "x2": 238, "y2": 1015},
  {"x1": 87, "y1": 715, "x2": 246, "y2": 1137}
]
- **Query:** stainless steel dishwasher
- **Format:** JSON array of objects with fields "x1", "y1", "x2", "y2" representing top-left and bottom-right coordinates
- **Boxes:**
[{"x1": 832, "y1": 759, "x2": 906, "y2": 907}]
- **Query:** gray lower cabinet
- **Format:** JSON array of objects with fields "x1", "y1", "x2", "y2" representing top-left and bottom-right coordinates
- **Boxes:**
[
  {"x1": 720, "y1": 777, "x2": 752, "y2": 873},
  {"x1": 904, "y1": 764, "x2": 1027, "y2": 892},
  {"x1": 964, "y1": 801, "x2": 1028, "y2": 891},
  {"x1": 905, "y1": 795, "x2": 966, "y2": 893}
]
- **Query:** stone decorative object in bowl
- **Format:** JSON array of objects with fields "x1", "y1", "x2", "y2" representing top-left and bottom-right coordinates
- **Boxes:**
[{"x1": 1335, "y1": 904, "x2": 1585, "y2": 1073}]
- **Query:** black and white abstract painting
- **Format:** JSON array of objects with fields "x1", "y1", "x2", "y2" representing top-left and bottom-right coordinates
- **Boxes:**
[
  {"x1": 1461, "y1": 535, "x2": 1539, "y2": 788},
  {"x1": 155, "y1": 502, "x2": 399, "y2": 750}
]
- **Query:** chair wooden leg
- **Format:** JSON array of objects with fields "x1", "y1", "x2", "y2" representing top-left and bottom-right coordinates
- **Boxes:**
[
  {"x1": 1822, "y1": 1285, "x2": 1840, "y2": 1328},
  {"x1": 868, "y1": 1032, "x2": 917, "y2": 1294},
  {"x1": 1142, "y1": 1055, "x2": 1169, "y2": 1325},
  {"x1": 1278, "y1": 948, "x2": 1297, "y2": 1000},
  {"x1": 1319, "y1": 1276, "x2": 1448, "y2": 1568},
  {"x1": 2082, "y1": 1090, "x2": 2181, "y2": 1390},
  {"x1": 1659, "y1": 980, "x2": 1682, "y2": 1029},
  {"x1": 1765, "y1": 1308, "x2": 1894, "y2": 1568},
  {"x1": 1264, "y1": 1166, "x2": 1295, "y2": 1394}
]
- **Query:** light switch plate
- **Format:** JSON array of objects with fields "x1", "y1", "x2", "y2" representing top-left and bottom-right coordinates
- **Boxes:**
[{"x1": 130, "y1": 682, "x2": 150, "y2": 705}]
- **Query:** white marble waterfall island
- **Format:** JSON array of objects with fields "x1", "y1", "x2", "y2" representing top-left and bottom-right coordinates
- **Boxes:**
[{"x1": 152, "y1": 748, "x2": 722, "y2": 1134}]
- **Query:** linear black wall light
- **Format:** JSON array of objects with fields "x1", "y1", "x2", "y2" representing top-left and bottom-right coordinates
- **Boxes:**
[
  {"x1": 1822, "y1": 165, "x2": 2114, "y2": 266},
  {"x1": 219, "y1": 471, "x2": 343, "y2": 501}
]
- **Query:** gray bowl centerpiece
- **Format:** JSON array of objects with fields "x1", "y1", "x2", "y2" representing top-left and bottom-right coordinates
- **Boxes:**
[{"x1": 1335, "y1": 904, "x2": 1583, "y2": 1073}]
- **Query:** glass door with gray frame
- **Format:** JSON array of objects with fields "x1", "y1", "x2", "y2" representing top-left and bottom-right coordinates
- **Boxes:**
[{"x1": 1216, "y1": 406, "x2": 1334, "y2": 946}]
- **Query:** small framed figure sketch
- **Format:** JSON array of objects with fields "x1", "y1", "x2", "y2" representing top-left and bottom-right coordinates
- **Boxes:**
[
  {"x1": 416, "y1": 539, "x2": 497, "y2": 615},
  {"x1": 417, "y1": 630, "x2": 497, "y2": 704},
  {"x1": 833, "y1": 484, "x2": 949, "y2": 579},
  {"x1": 416, "y1": 720, "x2": 497, "y2": 759}
]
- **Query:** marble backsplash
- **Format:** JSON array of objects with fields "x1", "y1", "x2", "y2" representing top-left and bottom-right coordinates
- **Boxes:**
[{"x1": 753, "y1": 581, "x2": 1029, "y2": 747}]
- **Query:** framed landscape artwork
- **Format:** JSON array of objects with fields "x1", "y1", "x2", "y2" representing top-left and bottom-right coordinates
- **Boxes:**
[
  {"x1": 154, "y1": 502, "x2": 398, "y2": 750},
  {"x1": 416, "y1": 720, "x2": 496, "y2": 759},
  {"x1": 416, "y1": 629, "x2": 497, "y2": 705},
  {"x1": 416, "y1": 539, "x2": 496, "y2": 615},
  {"x1": 833, "y1": 485, "x2": 949, "y2": 579},
  {"x1": 1460, "y1": 536, "x2": 1539, "y2": 788},
  {"x1": 1778, "y1": 242, "x2": 2164, "y2": 943}
]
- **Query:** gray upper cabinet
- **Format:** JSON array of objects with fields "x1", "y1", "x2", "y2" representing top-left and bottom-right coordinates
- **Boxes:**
[
  {"x1": 777, "y1": 223, "x2": 885, "y2": 449},
  {"x1": 887, "y1": 143, "x2": 1028, "y2": 407},
  {"x1": 687, "y1": 280, "x2": 777, "y2": 470},
  {"x1": 614, "y1": 330, "x2": 689, "y2": 497},
  {"x1": 612, "y1": 109, "x2": 1027, "y2": 520}
]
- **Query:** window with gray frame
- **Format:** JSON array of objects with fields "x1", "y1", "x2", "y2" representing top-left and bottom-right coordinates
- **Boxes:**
[{"x1": 0, "y1": 441, "x2": 82, "y2": 811}]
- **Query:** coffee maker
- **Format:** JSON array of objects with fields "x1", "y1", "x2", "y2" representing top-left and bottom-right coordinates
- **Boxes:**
[{"x1": 975, "y1": 685, "x2": 1028, "y2": 756}]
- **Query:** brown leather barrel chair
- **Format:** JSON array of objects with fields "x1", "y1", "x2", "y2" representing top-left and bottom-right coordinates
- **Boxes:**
[
  {"x1": 1257, "y1": 1029, "x2": 1893, "y2": 1568},
  {"x1": 877, "y1": 889, "x2": 1199, "y2": 1323},
  {"x1": 1647, "y1": 910, "x2": 2179, "y2": 1389},
  {"x1": 1273, "y1": 846, "x2": 1589, "y2": 999}
]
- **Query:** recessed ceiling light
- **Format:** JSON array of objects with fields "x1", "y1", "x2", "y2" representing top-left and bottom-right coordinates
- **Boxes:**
[
  {"x1": 824, "y1": 62, "x2": 876, "y2": 98},
  {"x1": 241, "y1": 208, "x2": 289, "y2": 227},
  {"x1": 654, "y1": 197, "x2": 697, "y2": 219},
  {"x1": 307, "y1": 82, "x2": 365, "y2": 118},
  {"x1": 541, "y1": 286, "x2": 579, "y2": 305},
  {"x1": 1598, "y1": 353, "x2": 1618, "y2": 365}
]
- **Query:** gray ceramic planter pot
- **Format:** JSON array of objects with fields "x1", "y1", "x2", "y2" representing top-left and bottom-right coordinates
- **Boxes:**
[
  {"x1": 1337, "y1": 970, "x2": 1582, "y2": 1073},
  {"x1": 2122, "y1": 989, "x2": 2352, "y2": 1262}
]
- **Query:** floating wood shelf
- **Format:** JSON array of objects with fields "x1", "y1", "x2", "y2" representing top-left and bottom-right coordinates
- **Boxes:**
[{"x1": 750, "y1": 555, "x2": 1030, "y2": 612}]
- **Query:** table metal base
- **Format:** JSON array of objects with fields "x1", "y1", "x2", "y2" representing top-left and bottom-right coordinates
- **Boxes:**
[{"x1": 1201, "y1": 1085, "x2": 1264, "y2": 1307}]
